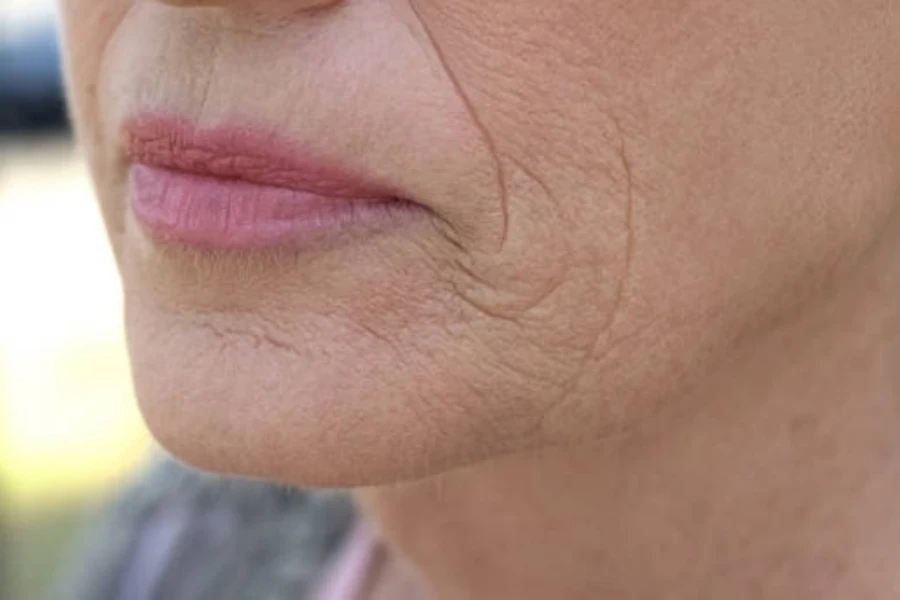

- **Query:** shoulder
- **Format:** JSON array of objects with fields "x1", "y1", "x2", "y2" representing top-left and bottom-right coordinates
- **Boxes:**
[{"x1": 62, "y1": 455, "x2": 355, "y2": 600}]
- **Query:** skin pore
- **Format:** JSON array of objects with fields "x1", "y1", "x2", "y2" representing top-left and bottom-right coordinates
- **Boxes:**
[{"x1": 59, "y1": 0, "x2": 900, "y2": 597}]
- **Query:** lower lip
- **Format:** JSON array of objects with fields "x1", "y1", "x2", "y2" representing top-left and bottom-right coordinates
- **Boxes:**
[{"x1": 129, "y1": 165, "x2": 425, "y2": 249}]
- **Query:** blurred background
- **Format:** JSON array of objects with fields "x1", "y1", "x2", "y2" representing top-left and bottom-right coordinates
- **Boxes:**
[{"x1": 1, "y1": 2, "x2": 152, "y2": 598}]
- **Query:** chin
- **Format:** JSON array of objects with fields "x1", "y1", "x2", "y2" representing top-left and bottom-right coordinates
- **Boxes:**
[{"x1": 125, "y1": 296, "x2": 545, "y2": 489}]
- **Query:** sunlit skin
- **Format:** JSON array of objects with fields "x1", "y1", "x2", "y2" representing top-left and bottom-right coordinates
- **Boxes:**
[{"x1": 61, "y1": 0, "x2": 900, "y2": 598}]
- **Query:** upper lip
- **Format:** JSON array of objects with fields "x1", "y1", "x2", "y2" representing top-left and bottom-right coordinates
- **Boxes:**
[{"x1": 122, "y1": 113, "x2": 403, "y2": 200}]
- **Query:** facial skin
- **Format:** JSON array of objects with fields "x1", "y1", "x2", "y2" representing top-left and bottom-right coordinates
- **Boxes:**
[{"x1": 60, "y1": 0, "x2": 900, "y2": 489}]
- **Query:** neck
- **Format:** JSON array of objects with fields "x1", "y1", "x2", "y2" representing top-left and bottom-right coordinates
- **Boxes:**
[{"x1": 358, "y1": 232, "x2": 900, "y2": 600}]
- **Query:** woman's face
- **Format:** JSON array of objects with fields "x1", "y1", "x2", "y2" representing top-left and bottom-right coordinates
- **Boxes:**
[{"x1": 61, "y1": 0, "x2": 900, "y2": 485}]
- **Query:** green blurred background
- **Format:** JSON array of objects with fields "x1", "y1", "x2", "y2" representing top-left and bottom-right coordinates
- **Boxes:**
[
  {"x1": 2, "y1": 2, "x2": 152, "y2": 597},
  {"x1": 1, "y1": 135, "x2": 151, "y2": 599}
]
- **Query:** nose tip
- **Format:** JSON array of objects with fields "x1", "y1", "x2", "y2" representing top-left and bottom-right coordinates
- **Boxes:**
[{"x1": 154, "y1": 0, "x2": 342, "y2": 9}]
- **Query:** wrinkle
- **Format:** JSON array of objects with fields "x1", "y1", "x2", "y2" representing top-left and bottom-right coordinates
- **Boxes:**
[
  {"x1": 199, "y1": 321, "x2": 301, "y2": 357},
  {"x1": 408, "y1": 0, "x2": 510, "y2": 252},
  {"x1": 449, "y1": 279, "x2": 524, "y2": 326},
  {"x1": 428, "y1": 213, "x2": 467, "y2": 253},
  {"x1": 507, "y1": 157, "x2": 562, "y2": 212},
  {"x1": 457, "y1": 318, "x2": 554, "y2": 383},
  {"x1": 448, "y1": 158, "x2": 571, "y2": 324},
  {"x1": 194, "y1": 20, "x2": 223, "y2": 124},
  {"x1": 452, "y1": 256, "x2": 496, "y2": 289},
  {"x1": 180, "y1": 311, "x2": 306, "y2": 360},
  {"x1": 352, "y1": 320, "x2": 395, "y2": 346},
  {"x1": 553, "y1": 116, "x2": 637, "y2": 417},
  {"x1": 615, "y1": 116, "x2": 637, "y2": 306},
  {"x1": 505, "y1": 157, "x2": 573, "y2": 311}
]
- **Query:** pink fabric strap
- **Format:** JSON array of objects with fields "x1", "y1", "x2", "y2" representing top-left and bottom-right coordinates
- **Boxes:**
[{"x1": 314, "y1": 523, "x2": 384, "y2": 600}]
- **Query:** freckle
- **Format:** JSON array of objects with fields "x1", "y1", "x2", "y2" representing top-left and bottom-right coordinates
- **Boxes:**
[{"x1": 788, "y1": 415, "x2": 817, "y2": 436}]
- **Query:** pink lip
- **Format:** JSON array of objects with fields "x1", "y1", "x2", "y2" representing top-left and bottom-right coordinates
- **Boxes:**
[{"x1": 123, "y1": 115, "x2": 424, "y2": 249}]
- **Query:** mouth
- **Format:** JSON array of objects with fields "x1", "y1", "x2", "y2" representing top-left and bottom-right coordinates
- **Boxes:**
[{"x1": 122, "y1": 114, "x2": 428, "y2": 250}]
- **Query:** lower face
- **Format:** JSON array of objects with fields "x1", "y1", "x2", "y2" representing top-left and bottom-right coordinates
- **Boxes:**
[{"x1": 60, "y1": 0, "x2": 900, "y2": 486}]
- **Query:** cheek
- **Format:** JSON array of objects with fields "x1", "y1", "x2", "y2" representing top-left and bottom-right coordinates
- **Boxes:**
[
  {"x1": 59, "y1": 1, "x2": 131, "y2": 119},
  {"x1": 59, "y1": 0, "x2": 136, "y2": 255},
  {"x1": 59, "y1": 0, "x2": 133, "y2": 182},
  {"x1": 410, "y1": 0, "x2": 900, "y2": 436}
]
